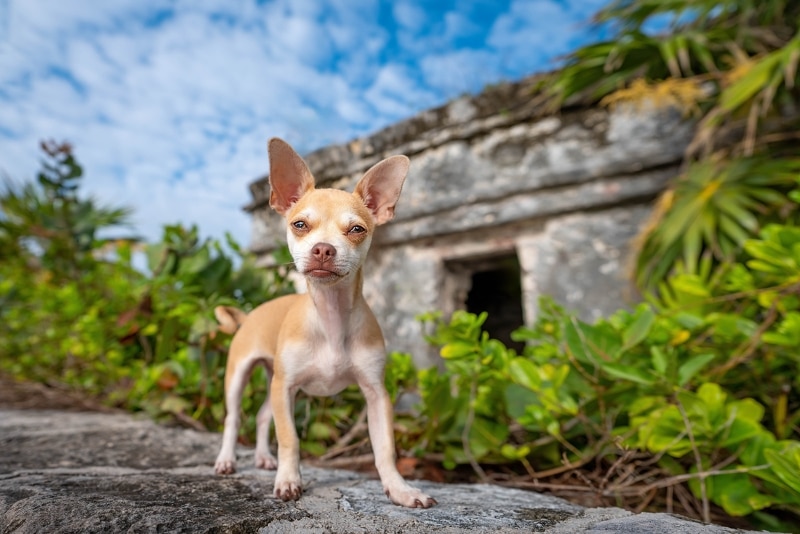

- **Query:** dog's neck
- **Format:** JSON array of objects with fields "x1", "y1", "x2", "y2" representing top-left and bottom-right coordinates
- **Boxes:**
[{"x1": 306, "y1": 269, "x2": 364, "y2": 348}]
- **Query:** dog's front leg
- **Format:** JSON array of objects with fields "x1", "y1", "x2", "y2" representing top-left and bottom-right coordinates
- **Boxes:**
[
  {"x1": 361, "y1": 379, "x2": 437, "y2": 508},
  {"x1": 271, "y1": 375, "x2": 302, "y2": 501}
]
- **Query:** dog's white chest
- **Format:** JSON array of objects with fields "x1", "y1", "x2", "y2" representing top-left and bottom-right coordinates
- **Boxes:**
[{"x1": 293, "y1": 343, "x2": 354, "y2": 396}]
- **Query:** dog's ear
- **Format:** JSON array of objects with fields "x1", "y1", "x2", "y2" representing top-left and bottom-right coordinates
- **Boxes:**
[
  {"x1": 268, "y1": 138, "x2": 315, "y2": 215},
  {"x1": 354, "y1": 155, "x2": 409, "y2": 226}
]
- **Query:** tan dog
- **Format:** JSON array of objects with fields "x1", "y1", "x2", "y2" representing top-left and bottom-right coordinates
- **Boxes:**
[{"x1": 213, "y1": 138, "x2": 436, "y2": 509}]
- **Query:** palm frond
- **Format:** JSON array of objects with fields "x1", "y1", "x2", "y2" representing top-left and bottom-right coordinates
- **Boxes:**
[{"x1": 635, "y1": 157, "x2": 800, "y2": 291}]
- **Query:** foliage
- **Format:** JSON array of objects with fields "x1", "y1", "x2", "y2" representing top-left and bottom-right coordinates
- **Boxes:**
[
  {"x1": 542, "y1": 0, "x2": 800, "y2": 291},
  {"x1": 0, "y1": 141, "x2": 135, "y2": 278},
  {"x1": 634, "y1": 156, "x2": 799, "y2": 288},
  {"x1": 413, "y1": 311, "x2": 518, "y2": 475},
  {"x1": 408, "y1": 265, "x2": 800, "y2": 529},
  {"x1": 1, "y1": 141, "x2": 139, "y2": 392},
  {"x1": 0, "y1": 142, "x2": 293, "y2": 437}
]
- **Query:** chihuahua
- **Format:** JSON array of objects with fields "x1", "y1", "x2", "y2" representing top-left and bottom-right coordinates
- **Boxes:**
[{"x1": 213, "y1": 138, "x2": 436, "y2": 508}]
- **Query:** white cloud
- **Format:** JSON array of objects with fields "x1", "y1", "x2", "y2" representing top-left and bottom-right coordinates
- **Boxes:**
[
  {"x1": 392, "y1": 1, "x2": 427, "y2": 32},
  {"x1": 364, "y1": 63, "x2": 439, "y2": 120}
]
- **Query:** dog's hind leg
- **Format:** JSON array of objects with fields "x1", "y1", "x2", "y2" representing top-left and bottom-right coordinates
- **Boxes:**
[{"x1": 214, "y1": 358, "x2": 252, "y2": 475}]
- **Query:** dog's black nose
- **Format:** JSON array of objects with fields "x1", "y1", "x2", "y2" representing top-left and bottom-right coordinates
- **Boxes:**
[{"x1": 311, "y1": 242, "x2": 336, "y2": 262}]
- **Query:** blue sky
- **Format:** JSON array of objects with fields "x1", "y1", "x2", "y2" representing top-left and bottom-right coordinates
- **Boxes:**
[{"x1": 0, "y1": 0, "x2": 609, "y2": 248}]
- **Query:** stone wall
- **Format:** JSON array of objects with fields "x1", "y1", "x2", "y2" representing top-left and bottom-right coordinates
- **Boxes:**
[{"x1": 245, "y1": 76, "x2": 695, "y2": 367}]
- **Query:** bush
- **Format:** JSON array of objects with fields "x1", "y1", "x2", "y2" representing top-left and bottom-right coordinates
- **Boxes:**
[{"x1": 401, "y1": 219, "x2": 800, "y2": 529}]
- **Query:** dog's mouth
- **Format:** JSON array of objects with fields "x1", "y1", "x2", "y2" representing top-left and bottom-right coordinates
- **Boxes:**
[{"x1": 305, "y1": 268, "x2": 344, "y2": 280}]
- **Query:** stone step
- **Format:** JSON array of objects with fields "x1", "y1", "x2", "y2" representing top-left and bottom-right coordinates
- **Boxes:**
[{"x1": 0, "y1": 409, "x2": 767, "y2": 533}]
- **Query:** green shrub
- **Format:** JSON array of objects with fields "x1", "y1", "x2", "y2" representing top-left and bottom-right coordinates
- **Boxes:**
[{"x1": 407, "y1": 222, "x2": 800, "y2": 530}]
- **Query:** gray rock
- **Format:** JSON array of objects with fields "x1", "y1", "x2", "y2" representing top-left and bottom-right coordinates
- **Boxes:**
[
  {"x1": 586, "y1": 512, "x2": 747, "y2": 534},
  {"x1": 0, "y1": 409, "x2": 772, "y2": 533},
  {"x1": 517, "y1": 206, "x2": 650, "y2": 323}
]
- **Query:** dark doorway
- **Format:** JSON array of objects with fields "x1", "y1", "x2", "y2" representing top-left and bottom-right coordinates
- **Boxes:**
[{"x1": 463, "y1": 255, "x2": 525, "y2": 353}]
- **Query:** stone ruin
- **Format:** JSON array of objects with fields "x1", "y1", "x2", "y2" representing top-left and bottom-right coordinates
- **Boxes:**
[{"x1": 244, "y1": 76, "x2": 694, "y2": 367}]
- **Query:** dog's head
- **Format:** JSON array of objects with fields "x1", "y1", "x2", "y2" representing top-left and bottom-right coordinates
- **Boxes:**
[{"x1": 267, "y1": 137, "x2": 408, "y2": 284}]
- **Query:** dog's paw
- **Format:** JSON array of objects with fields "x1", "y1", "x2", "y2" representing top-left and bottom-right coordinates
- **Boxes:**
[
  {"x1": 255, "y1": 451, "x2": 277, "y2": 470},
  {"x1": 214, "y1": 459, "x2": 237, "y2": 475},
  {"x1": 274, "y1": 477, "x2": 303, "y2": 501},
  {"x1": 384, "y1": 484, "x2": 437, "y2": 508}
]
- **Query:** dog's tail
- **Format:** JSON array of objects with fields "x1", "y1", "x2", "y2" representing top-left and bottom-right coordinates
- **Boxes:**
[{"x1": 214, "y1": 306, "x2": 248, "y2": 335}]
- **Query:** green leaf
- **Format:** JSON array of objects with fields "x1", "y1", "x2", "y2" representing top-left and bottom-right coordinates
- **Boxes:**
[
  {"x1": 702, "y1": 471, "x2": 775, "y2": 516},
  {"x1": 650, "y1": 346, "x2": 668, "y2": 375},
  {"x1": 712, "y1": 314, "x2": 758, "y2": 340},
  {"x1": 765, "y1": 448, "x2": 800, "y2": 493},
  {"x1": 565, "y1": 319, "x2": 621, "y2": 363},
  {"x1": 508, "y1": 358, "x2": 540, "y2": 390},
  {"x1": 622, "y1": 306, "x2": 655, "y2": 350},
  {"x1": 601, "y1": 363, "x2": 655, "y2": 385},
  {"x1": 747, "y1": 259, "x2": 786, "y2": 275},
  {"x1": 678, "y1": 354, "x2": 714, "y2": 386},
  {"x1": 301, "y1": 441, "x2": 327, "y2": 456},
  {"x1": 564, "y1": 321, "x2": 592, "y2": 363},
  {"x1": 638, "y1": 406, "x2": 693, "y2": 456},
  {"x1": 308, "y1": 421, "x2": 337, "y2": 441},
  {"x1": 682, "y1": 223, "x2": 702, "y2": 273},
  {"x1": 670, "y1": 274, "x2": 711, "y2": 297},
  {"x1": 718, "y1": 213, "x2": 752, "y2": 249},
  {"x1": 468, "y1": 417, "x2": 510, "y2": 459},
  {"x1": 500, "y1": 443, "x2": 531, "y2": 460},
  {"x1": 717, "y1": 199, "x2": 759, "y2": 233},
  {"x1": 730, "y1": 398, "x2": 765, "y2": 424},
  {"x1": 504, "y1": 383, "x2": 540, "y2": 421},
  {"x1": 722, "y1": 417, "x2": 763, "y2": 449},
  {"x1": 719, "y1": 52, "x2": 783, "y2": 112},
  {"x1": 694, "y1": 382, "x2": 727, "y2": 412},
  {"x1": 154, "y1": 317, "x2": 180, "y2": 363},
  {"x1": 441, "y1": 341, "x2": 477, "y2": 360},
  {"x1": 628, "y1": 395, "x2": 666, "y2": 418}
]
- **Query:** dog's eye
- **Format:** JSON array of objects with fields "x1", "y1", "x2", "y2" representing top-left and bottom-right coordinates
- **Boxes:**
[
  {"x1": 348, "y1": 225, "x2": 366, "y2": 234},
  {"x1": 292, "y1": 220, "x2": 307, "y2": 230}
]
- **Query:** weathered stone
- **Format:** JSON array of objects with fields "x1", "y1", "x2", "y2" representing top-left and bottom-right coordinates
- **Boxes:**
[
  {"x1": 585, "y1": 512, "x2": 747, "y2": 534},
  {"x1": 338, "y1": 480, "x2": 582, "y2": 530},
  {"x1": 0, "y1": 469, "x2": 308, "y2": 533},
  {"x1": 0, "y1": 411, "x2": 217, "y2": 472},
  {"x1": 517, "y1": 206, "x2": 650, "y2": 323},
  {"x1": 0, "y1": 409, "x2": 773, "y2": 534},
  {"x1": 378, "y1": 168, "x2": 672, "y2": 244}
]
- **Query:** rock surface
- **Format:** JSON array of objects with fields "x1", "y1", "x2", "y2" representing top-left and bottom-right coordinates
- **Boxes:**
[{"x1": 0, "y1": 409, "x2": 768, "y2": 533}]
